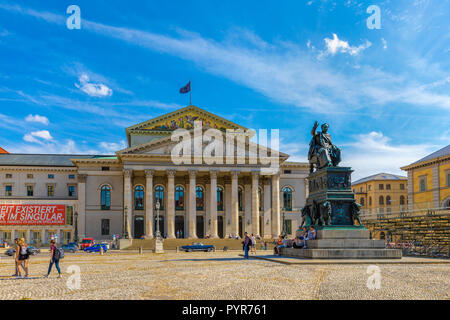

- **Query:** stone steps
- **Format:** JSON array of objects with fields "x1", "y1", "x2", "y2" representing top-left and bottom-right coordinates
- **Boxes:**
[
  {"x1": 281, "y1": 247, "x2": 402, "y2": 259},
  {"x1": 306, "y1": 239, "x2": 385, "y2": 249}
]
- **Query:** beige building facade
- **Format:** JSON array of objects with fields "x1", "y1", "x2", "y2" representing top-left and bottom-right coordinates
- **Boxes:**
[{"x1": 0, "y1": 106, "x2": 308, "y2": 244}]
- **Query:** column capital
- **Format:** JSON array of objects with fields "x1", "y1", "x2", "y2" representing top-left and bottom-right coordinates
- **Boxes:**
[
  {"x1": 188, "y1": 170, "x2": 198, "y2": 178},
  {"x1": 123, "y1": 169, "x2": 133, "y2": 178},
  {"x1": 251, "y1": 171, "x2": 260, "y2": 178},
  {"x1": 231, "y1": 170, "x2": 240, "y2": 178},
  {"x1": 77, "y1": 174, "x2": 87, "y2": 183},
  {"x1": 167, "y1": 169, "x2": 176, "y2": 177},
  {"x1": 145, "y1": 169, "x2": 155, "y2": 178},
  {"x1": 210, "y1": 170, "x2": 218, "y2": 179}
]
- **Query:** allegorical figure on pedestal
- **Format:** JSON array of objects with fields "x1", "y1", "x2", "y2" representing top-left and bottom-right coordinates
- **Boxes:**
[{"x1": 308, "y1": 121, "x2": 342, "y2": 173}]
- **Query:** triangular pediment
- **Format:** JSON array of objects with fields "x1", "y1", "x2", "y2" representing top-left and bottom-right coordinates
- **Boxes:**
[{"x1": 127, "y1": 105, "x2": 247, "y2": 133}]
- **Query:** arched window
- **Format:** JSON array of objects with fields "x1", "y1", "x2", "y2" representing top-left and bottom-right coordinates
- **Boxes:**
[
  {"x1": 175, "y1": 186, "x2": 184, "y2": 210},
  {"x1": 386, "y1": 196, "x2": 391, "y2": 205},
  {"x1": 196, "y1": 186, "x2": 204, "y2": 210},
  {"x1": 283, "y1": 187, "x2": 293, "y2": 211},
  {"x1": 134, "y1": 186, "x2": 144, "y2": 210},
  {"x1": 400, "y1": 195, "x2": 405, "y2": 205},
  {"x1": 360, "y1": 197, "x2": 365, "y2": 206},
  {"x1": 155, "y1": 186, "x2": 164, "y2": 210},
  {"x1": 379, "y1": 196, "x2": 384, "y2": 205},
  {"x1": 258, "y1": 187, "x2": 263, "y2": 211},
  {"x1": 100, "y1": 185, "x2": 111, "y2": 210},
  {"x1": 217, "y1": 187, "x2": 224, "y2": 211},
  {"x1": 369, "y1": 197, "x2": 372, "y2": 206},
  {"x1": 238, "y1": 187, "x2": 243, "y2": 211}
]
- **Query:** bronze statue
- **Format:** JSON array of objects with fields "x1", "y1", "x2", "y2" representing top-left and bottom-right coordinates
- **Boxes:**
[
  {"x1": 351, "y1": 202, "x2": 363, "y2": 226},
  {"x1": 320, "y1": 201, "x2": 332, "y2": 226},
  {"x1": 308, "y1": 121, "x2": 341, "y2": 173},
  {"x1": 300, "y1": 206, "x2": 313, "y2": 227}
]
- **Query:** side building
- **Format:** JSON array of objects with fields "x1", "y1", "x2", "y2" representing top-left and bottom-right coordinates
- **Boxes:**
[
  {"x1": 0, "y1": 105, "x2": 308, "y2": 244},
  {"x1": 401, "y1": 145, "x2": 450, "y2": 211},
  {"x1": 352, "y1": 173, "x2": 408, "y2": 217}
]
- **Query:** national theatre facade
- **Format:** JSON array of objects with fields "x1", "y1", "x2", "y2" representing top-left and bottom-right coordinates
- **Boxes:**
[{"x1": 0, "y1": 106, "x2": 308, "y2": 244}]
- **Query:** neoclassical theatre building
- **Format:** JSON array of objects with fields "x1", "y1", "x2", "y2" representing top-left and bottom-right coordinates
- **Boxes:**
[{"x1": 0, "y1": 106, "x2": 308, "y2": 244}]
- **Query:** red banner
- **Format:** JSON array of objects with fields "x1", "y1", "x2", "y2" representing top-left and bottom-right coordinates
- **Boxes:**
[{"x1": 0, "y1": 205, "x2": 66, "y2": 225}]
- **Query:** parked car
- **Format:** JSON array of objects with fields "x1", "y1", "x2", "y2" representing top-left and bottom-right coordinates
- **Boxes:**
[
  {"x1": 84, "y1": 243, "x2": 108, "y2": 253},
  {"x1": 61, "y1": 244, "x2": 78, "y2": 253},
  {"x1": 181, "y1": 242, "x2": 214, "y2": 252},
  {"x1": 80, "y1": 238, "x2": 95, "y2": 249},
  {"x1": 5, "y1": 246, "x2": 40, "y2": 256}
]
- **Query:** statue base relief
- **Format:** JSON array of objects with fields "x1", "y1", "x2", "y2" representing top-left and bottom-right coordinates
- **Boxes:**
[{"x1": 154, "y1": 238, "x2": 164, "y2": 253}]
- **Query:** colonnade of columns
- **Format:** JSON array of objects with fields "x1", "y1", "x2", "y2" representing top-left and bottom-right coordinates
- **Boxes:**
[{"x1": 123, "y1": 169, "x2": 281, "y2": 239}]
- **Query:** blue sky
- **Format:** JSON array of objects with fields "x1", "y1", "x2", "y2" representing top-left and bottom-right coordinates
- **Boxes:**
[{"x1": 0, "y1": 0, "x2": 448, "y2": 180}]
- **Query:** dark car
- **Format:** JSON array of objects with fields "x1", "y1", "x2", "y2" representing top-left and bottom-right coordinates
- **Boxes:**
[
  {"x1": 61, "y1": 244, "x2": 78, "y2": 253},
  {"x1": 5, "y1": 246, "x2": 40, "y2": 256},
  {"x1": 181, "y1": 242, "x2": 214, "y2": 252},
  {"x1": 84, "y1": 243, "x2": 108, "y2": 253}
]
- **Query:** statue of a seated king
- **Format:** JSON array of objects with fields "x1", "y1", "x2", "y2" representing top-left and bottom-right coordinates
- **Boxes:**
[{"x1": 308, "y1": 121, "x2": 341, "y2": 173}]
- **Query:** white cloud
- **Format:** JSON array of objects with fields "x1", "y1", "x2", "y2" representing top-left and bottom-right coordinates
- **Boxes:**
[
  {"x1": 75, "y1": 73, "x2": 113, "y2": 97},
  {"x1": 25, "y1": 114, "x2": 49, "y2": 125},
  {"x1": 99, "y1": 140, "x2": 127, "y2": 153},
  {"x1": 341, "y1": 131, "x2": 436, "y2": 181},
  {"x1": 323, "y1": 33, "x2": 371, "y2": 56},
  {"x1": 381, "y1": 38, "x2": 388, "y2": 50},
  {"x1": 23, "y1": 130, "x2": 53, "y2": 144}
]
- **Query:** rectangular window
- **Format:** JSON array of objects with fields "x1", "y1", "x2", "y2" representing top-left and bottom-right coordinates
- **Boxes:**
[
  {"x1": 447, "y1": 172, "x2": 450, "y2": 187},
  {"x1": 386, "y1": 184, "x2": 391, "y2": 190},
  {"x1": 26, "y1": 185, "x2": 33, "y2": 196},
  {"x1": 68, "y1": 185, "x2": 76, "y2": 197},
  {"x1": 283, "y1": 170, "x2": 292, "y2": 174},
  {"x1": 101, "y1": 167, "x2": 110, "y2": 171},
  {"x1": 283, "y1": 219, "x2": 292, "y2": 235},
  {"x1": 379, "y1": 184, "x2": 384, "y2": 190},
  {"x1": 400, "y1": 183, "x2": 405, "y2": 190},
  {"x1": 368, "y1": 185, "x2": 372, "y2": 191},
  {"x1": 419, "y1": 176, "x2": 427, "y2": 192},
  {"x1": 27, "y1": 174, "x2": 33, "y2": 179},
  {"x1": 47, "y1": 185, "x2": 54, "y2": 197},
  {"x1": 48, "y1": 174, "x2": 54, "y2": 179},
  {"x1": 5, "y1": 185, "x2": 12, "y2": 196},
  {"x1": 66, "y1": 206, "x2": 73, "y2": 225},
  {"x1": 5, "y1": 173, "x2": 12, "y2": 179},
  {"x1": 68, "y1": 174, "x2": 75, "y2": 179},
  {"x1": 101, "y1": 219, "x2": 110, "y2": 236}
]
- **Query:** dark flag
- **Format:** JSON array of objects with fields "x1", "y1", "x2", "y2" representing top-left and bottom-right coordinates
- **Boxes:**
[{"x1": 179, "y1": 81, "x2": 191, "y2": 94}]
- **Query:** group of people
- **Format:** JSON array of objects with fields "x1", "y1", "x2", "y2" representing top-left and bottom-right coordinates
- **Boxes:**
[
  {"x1": 242, "y1": 232, "x2": 260, "y2": 259},
  {"x1": 10, "y1": 238, "x2": 63, "y2": 279},
  {"x1": 274, "y1": 226, "x2": 317, "y2": 255}
]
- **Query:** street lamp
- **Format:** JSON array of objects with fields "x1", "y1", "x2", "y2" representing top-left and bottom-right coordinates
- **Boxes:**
[{"x1": 155, "y1": 200, "x2": 161, "y2": 239}]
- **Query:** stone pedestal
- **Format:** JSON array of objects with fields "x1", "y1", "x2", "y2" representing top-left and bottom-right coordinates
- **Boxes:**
[
  {"x1": 282, "y1": 226, "x2": 402, "y2": 259},
  {"x1": 154, "y1": 238, "x2": 164, "y2": 253}
]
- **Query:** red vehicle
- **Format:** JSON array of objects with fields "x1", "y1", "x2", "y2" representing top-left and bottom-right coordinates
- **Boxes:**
[{"x1": 80, "y1": 238, "x2": 94, "y2": 249}]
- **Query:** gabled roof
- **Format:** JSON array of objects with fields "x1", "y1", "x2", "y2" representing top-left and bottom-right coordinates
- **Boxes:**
[
  {"x1": 0, "y1": 154, "x2": 109, "y2": 167},
  {"x1": 125, "y1": 105, "x2": 249, "y2": 145},
  {"x1": 0, "y1": 147, "x2": 8, "y2": 154},
  {"x1": 352, "y1": 173, "x2": 407, "y2": 185},
  {"x1": 401, "y1": 145, "x2": 450, "y2": 171}
]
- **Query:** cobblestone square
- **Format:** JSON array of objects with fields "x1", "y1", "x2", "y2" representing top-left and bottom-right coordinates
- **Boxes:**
[{"x1": 0, "y1": 251, "x2": 449, "y2": 300}]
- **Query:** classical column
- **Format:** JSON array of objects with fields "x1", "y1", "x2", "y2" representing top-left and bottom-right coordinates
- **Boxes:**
[
  {"x1": 231, "y1": 171, "x2": 239, "y2": 237},
  {"x1": 407, "y1": 171, "x2": 414, "y2": 211},
  {"x1": 244, "y1": 177, "x2": 252, "y2": 234},
  {"x1": 263, "y1": 177, "x2": 272, "y2": 239},
  {"x1": 188, "y1": 170, "x2": 198, "y2": 238},
  {"x1": 271, "y1": 174, "x2": 281, "y2": 238},
  {"x1": 77, "y1": 174, "x2": 87, "y2": 239},
  {"x1": 204, "y1": 176, "x2": 211, "y2": 236},
  {"x1": 432, "y1": 164, "x2": 440, "y2": 209},
  {"x1": 210, "y1": 170, "x2": 218, "y2": 238},
  {"x1": 41, "y1": 229, "x2": 46, "y2": 244},
  {"x1": 224, "y1": 177, "x2": 231, "y2": 238},
  {"x1": 123, "y1": 169, "x2": 133, "y2": 239},
  {"x1": 251, "y1": 171, "x2": 260, "y2": 236},
  {"x1": 145, "y1": 170, "x2": 154, "y2": 239},
  {"x1": 166, "y1": 170, "x2": 176, "y2": 238},
  {"x1": 26, "y1": 229, "x2": 31, "y2": 244}
]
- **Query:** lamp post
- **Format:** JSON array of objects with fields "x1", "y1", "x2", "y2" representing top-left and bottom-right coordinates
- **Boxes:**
[
  {"x1": 155, "y1": 200, "x2": 161, "y2": 239},
  {"x1": 74, "y1": 211, "x2": 78, "y2": 243}
]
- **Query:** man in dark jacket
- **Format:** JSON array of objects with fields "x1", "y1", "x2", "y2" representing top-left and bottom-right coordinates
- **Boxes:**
[{"x1": 243, "y1": 232, "x2": 251, "y2": 259}]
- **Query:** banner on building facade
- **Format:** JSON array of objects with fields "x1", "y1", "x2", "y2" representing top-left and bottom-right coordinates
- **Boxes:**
[{"x1": 0, "y1": 204, "x2": 66, "y2": 225}]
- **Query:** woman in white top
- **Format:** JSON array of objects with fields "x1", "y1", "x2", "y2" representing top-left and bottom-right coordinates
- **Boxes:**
[{"x1": 251, "y1": 234, "x2": 256, "y2": 254}]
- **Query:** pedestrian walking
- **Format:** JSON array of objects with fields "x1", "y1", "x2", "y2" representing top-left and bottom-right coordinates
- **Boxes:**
[
  {"x1": 16, "y1": 238, "x2": 30, "y2": 279},
  {"x1": 45, "y1": 240, "x2": 63, "y2": 278},
  {"x1": 251, "y1": 234, "x2": 256, "y2": 254},
  {"x1": 242, "y1": 232, "x2": 251, "y2": 259},
  {"x1": 11, "y1": 238, "x2": 23, "y2": 277}
]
